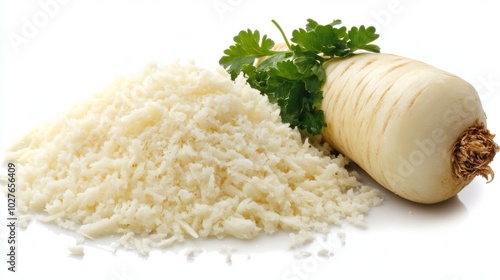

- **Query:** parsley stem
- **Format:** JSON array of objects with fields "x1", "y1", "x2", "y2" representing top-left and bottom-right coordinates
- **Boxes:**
[{"x1": 271, "y1": 19, "x2": 292, "y2": 50}]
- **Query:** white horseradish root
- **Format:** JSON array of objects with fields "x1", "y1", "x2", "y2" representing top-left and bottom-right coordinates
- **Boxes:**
[
  {"x1": 319, "y1": 53, "x2": 498, "y2": 203},
  {"x1": 228, "y1": 20, "x2": 498, "y2": 204}
]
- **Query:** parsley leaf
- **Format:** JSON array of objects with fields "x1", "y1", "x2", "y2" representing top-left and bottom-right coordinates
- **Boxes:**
[
  {"x1": 291, "y1": 24, "x2": 350, "y2": 58},
  {"x1": 348, "y1": 25, "x2": 380, "y2": 52},
  {"x1": 305, "y1": 19, "x2": 342, "y2": 31},
  {"x1": 219, "y1": 19, "x2": 380, "y2": 135},
  {"x1": 219, "y1": 29, "x2": 277, "y2": 79}
]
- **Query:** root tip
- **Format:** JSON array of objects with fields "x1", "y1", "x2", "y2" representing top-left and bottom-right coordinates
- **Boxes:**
[{"x1": 451, "y1": 121, "x2": 499, "y2": 182}]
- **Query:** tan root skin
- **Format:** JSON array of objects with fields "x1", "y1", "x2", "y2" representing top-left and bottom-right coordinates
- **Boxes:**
[{"x1": 259, "y1": 46, "x2": 499, "y2": 204}]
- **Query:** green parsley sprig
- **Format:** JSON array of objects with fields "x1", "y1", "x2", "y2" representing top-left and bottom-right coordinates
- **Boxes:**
[{"x1": 219, "y1": 19, "x2": 380, "y2": 135}]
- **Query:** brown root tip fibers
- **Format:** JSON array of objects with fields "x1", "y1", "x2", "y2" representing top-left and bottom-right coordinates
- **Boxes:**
[{"x1": 451, "y1": 120, "x2": 499, "y2": 183}]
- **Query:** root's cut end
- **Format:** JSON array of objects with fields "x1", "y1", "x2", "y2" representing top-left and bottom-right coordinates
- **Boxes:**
[{"x1": 451, "y1": 121, "x2": 499, "y2": 183}]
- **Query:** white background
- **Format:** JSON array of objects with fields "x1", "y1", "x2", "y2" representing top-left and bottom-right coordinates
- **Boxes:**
[{"x1": 1, "y1": 0, "x2": 500, "y2": 279}]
